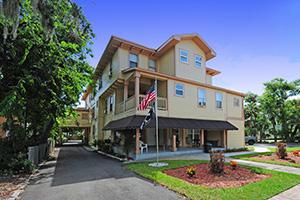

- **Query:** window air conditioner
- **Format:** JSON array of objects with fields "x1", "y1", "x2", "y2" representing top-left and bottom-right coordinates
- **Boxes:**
[{"x1": 199, "y1": 102, "x2": 206, "y2": 106}]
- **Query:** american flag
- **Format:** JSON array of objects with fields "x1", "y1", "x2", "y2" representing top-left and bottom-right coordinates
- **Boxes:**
[{"x1": 137, "y1": 84, "x2": 156, "y2": 110}]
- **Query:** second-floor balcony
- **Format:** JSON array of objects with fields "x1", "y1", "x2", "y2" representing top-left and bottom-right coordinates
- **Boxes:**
[{"x1": 115, "y1": 94, "x2": 167, "y2": 115}]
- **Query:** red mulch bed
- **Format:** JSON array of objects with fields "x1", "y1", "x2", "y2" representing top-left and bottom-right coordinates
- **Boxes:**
[
  {"x1": 251, "y1": 152, "x2": 300, "y2": 164},
  {"x1": 163, "y1": 164, "x2": 271, "y2": 188},
  {"x1": 0, "y1": 174, "x2": 30, "y2": 199}
]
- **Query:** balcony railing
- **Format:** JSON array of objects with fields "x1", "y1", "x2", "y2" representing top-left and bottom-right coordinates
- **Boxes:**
[
  {"x1": 138, "y1": 95, "x2": 167, "y2": 111},
  {"x1": 115, "y1": 95, "x2": 168, "y2": 115}
]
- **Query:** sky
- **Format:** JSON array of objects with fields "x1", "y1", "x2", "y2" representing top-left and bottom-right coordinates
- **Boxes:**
[{"x1": 73, "y1": 0, "x2": 300, "y2": 97}]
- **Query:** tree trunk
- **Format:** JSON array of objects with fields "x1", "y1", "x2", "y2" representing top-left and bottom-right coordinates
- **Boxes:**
[{"x1": 39, "y1": 118, "x2": 55, "y2": 144}]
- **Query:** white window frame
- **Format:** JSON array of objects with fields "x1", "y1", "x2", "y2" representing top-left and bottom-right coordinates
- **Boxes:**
[
  {"x1": 129, "y1": 53, "x2": 138, "y2": 68},
  {"x1": 195, "y1": 55, "x2": 202, "y2": 68},
  {"x1": 234, "y1": 98, "x2": 240, "y2": 107},
  {"x1": 149, "y1": 59, "x2": 156, "y2": 71},
  {"x1": 175, "y1": 83, "x2": 184, "y2": 97},
  {"x1": 180, "y1": 50, "x2": 188, "y2": 63},
  {"x1": 198, "y1": 89, "x2": 206, "y2": 106},
  {"x1": 216, "y1": 92, "x2": 222, "y2": 109}
]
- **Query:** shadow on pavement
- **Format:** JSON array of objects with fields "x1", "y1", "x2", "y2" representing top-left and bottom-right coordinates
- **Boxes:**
[{"x1": 49, "y1": 145, "x2": 136, "y2": 187}]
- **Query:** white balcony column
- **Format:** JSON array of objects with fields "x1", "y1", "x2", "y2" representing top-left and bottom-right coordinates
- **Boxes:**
[
  {"x1": 135, "y1": 72, "x2": 140, "y2": 107},
  {"x1": 124, "y1": 81, "x2": 129, "y2": 101}
]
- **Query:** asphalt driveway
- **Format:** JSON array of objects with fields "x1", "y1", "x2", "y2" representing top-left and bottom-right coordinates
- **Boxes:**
[{"x1": 20, "y1": 145, "x2": 181, "y2": 200}]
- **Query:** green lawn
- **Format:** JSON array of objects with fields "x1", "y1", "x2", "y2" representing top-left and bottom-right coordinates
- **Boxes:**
[
  {"x1": 124, "y1": 160, "x2": 300, "y2": 200},
  {"x1": 231, "y1": 147, "x2": 300, "y2": 168},
  {"x1": 246, "y1": 146, "x2": 255, "y2": 151}
]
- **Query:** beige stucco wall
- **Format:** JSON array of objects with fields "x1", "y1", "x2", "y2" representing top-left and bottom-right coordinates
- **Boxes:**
[
  {"x1": 227, "y1": 119, "x2": 245, "y2": 148},
  {"x1": 159, "y1": 47, "x2": 175, "y2": 76},
  {"x1": 167, "y1": 79, "x2": 229, "y2": 120},
  {"x1": 206, "y1": 75, "x2": 212, "y2": 85},
  {"x1": 175, "y1": 40, "x2": 206, "y2": 83},
  {"x1": 227, "y1": 94, "x2": 243, "y2": 119}
]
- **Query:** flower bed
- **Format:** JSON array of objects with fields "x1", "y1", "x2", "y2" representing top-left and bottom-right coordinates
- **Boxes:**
[
  {"x1": 251, "y1": 152, "x2": 300, "y2": 164},
  {"x1": 163, "y1": 163, "x2": 271, "y2": 188}
]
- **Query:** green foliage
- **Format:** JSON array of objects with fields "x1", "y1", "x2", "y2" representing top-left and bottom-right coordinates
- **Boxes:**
[
  {"x1": 224, "y1": 147, "x2": 247, "y2": 152},
  {"x1": 0, "y1": 0, "x2": 95, "y2": 152},
  {"x1": 122, "y1": 130, "x2": 135, "y2": 159},
  {"x1": 92, "y1": 139, "x2": 112, "y2": 153},
  {"x1": 125, "y1": 160, "x2": 300, "y2": 200},
  {"x1": 209, "y1": 150, "x2": 225, "y2": 174}
]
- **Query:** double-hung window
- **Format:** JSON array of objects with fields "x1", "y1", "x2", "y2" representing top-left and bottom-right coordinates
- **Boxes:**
[
  {"x1": 129, "y1": 53, "x2": 138, "y2": 68},
  {"x1": 198, "y1": 89, "x2": 206, "y2": 106},
  {"x1": 110, "y1": 96, "x2": 114, "y2": 112},
  {"x1": 149, "y1": 59, "x2": 156, "y2": 71},
  {"x1": 180, "y1": 50, "x2": 188, "y2": 63},
  {"x1": 175, "y1": 84, "x2": 184, "y2": 97},
  {"x1": 195, "y1": 55, "x2": 202, "y2": 68},
  {"x1": 82, "y1": 113, "x2": 88, "y2": 120},
  {"x1": 216, "y1": 92, "x2": 222, "y2": 109},
  {"x1": 234, "y1": 98, "x2": 239, "y2": 107}
]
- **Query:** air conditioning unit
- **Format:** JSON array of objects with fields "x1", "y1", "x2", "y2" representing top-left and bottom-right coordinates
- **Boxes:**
[
  {"x1": 104, "y1": 110, "x2": 107, "y2": 114},
  {"x1": 108, "y1": 71, "x2": 112, "y2": 77},
  {"x1": 199, "y1": 102, "x2": 206, "y2": 106}
]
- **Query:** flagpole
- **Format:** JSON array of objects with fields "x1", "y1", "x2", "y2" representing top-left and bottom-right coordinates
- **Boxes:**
[{"x1": 155, "y1": 76, "x2": 159, "y2": 164}]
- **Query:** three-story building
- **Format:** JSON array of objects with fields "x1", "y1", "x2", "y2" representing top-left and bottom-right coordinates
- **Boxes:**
[{"x1": 82, "y1": 34, "x2": 246, "y2": 159}]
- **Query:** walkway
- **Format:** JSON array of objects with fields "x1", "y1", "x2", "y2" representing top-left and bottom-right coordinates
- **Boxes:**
[{"x1": 20, "y1": 145, "x2": 180, "y2": 200}]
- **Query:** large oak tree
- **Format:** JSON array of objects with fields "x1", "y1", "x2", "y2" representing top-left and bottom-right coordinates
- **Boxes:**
[{"x1": 0, "y1": 0, "x2": 94, "y2": 152}]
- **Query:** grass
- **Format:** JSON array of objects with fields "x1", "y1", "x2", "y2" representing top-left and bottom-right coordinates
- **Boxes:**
[
  {"x1": 246, "y1": 146, "x2": 255, "y2": 151},
  {"x1": 231, "y1": 149, "x2": 300, "y2": 168},
  {"x1": 124, "y1": 160, "x2": 300, "y2": 200},
  {"x1": 267, "y1": 147, "x2": 300, "y2": 152}
]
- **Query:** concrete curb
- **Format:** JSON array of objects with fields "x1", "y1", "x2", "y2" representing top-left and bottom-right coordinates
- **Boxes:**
[
  {"x1": 7, "y1": 160, "x2": 47, "y2": 200},
  {"x1": 82, "y1": 145, "x2": 129, "y2": 162}
]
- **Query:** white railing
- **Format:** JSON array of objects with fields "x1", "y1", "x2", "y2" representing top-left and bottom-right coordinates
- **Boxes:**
[{"x1": 139, "y1": 95, "x2": 167, "y2": 110}]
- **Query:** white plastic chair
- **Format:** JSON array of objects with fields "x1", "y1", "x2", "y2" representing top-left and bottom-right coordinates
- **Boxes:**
[{"x1": 139, "y1": 141, "x2": 148, "y2": 154}]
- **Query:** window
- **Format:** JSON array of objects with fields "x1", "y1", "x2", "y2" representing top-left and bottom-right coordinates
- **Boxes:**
[
  {"x1": 98, "y1": 77, "x2": 102, "y2": 89},
  {"x1": 234, "y1": 98, "x2": 239, "y2": 107},
  {"x1": 129, "y1": 53, "x2": 138, "y2": 68},
  {"x1": 82, "y1": 113, "x2": 88, "y2": 120},
  {"x1": 96, "y1": 100, "x2": 99, "y2": 108},
  {"x1": 110, "y1": 96, "x2": 114, "y2": 112},
  {"x1": 91, "y1": 107, "x2": 95, "y2": 118},
  {"x1": 216, "y1": 92, "x2": 222, "y2": 109},
  {"x1": 175, "y1": 84, "x2": 184, "y2": 97},
  {"x1": 149, "y1": 59, "x2": 156, "y2": 71},
  {"x1": 180, "y1": 50, "x2": 188, "y2": 63},
  {"x1": 198, "y1": 89, "x2": 206, "y2": 106},
  {"x1": 104, "y1": 98, "x2": 108, "y2": 114},
  {"x1": 109, "y1": 61, "x2": 112, "y2": 77},
  {"x1": 195, "y1": 55, "x2": 202, "y2": 68}
]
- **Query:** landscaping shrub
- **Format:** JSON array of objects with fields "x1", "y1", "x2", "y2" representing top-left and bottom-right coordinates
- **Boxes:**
[
  {"x1": 0, "y1": 152, "x2": 35, "y2": 175},
  {"x1": 209, "y1": 150, "x2": 225, "y2": 174},
  {"x1": 92, "y1": 139, "x2": 105, "y2": 151},
  {"x1": 225, "y1": 148, "x2": 247, "y2": 152},
  {"x1": 276, "y1": 143, "x2": 287, "y2": 159}
]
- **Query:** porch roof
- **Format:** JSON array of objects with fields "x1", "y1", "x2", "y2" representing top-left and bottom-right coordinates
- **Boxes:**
[{"x1": 102, "y1": 115, "x2": 238, "y2": 131}]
